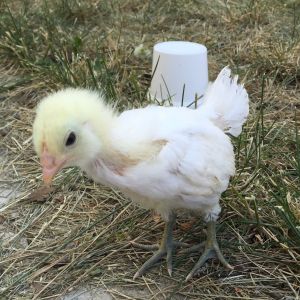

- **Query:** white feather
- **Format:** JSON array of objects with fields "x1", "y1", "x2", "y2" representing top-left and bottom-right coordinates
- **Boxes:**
[
  {"x1": 199, "y1": 66, "x2": 249, "y2": 137},
  {"x1": 83, "y1": 106, "x2": 235, "y2": 221}
]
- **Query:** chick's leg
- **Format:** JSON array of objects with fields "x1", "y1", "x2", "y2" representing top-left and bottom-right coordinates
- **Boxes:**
[
  {"x1": 186, "y1": 220, "x2": 233, "y2": 281},
  {"x1": 133, "y1": 212, "x2": 176, "y2": 279}
]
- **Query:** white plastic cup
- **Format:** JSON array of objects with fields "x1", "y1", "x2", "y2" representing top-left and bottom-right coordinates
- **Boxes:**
[{"x1": 148, "y1": 41, "x2": 208, "y2": 107}]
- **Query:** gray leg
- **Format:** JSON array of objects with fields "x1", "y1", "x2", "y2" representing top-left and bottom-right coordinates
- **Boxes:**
[
  {"x1": 186, "y1": 221, "x2": 233, "y2": 281},
  {"x1": 133, "y1": 212, "x2": 176, "y2": 279}
]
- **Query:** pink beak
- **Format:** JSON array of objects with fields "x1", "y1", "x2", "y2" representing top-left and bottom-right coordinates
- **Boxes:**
[{"x1": 40, "y1": 146, "x2": 66, "y2": 186}]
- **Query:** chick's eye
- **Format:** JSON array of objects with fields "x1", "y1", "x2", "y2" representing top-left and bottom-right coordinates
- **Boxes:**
[{"x1": 65, "y1": 132, "x2": 76, "y2": 146}]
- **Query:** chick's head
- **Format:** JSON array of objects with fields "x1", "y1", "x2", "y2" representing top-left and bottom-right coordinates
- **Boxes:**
[{"x1": 33, "y1": 88, "x2": 115, "y2": 185}]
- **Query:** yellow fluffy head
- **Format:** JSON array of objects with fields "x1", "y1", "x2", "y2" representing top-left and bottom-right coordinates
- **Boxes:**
[{"x1": 33, "y1": 88, "x2": 115, "y2": 170}]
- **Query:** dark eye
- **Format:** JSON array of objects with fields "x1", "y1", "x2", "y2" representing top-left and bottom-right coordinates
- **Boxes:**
[{"x1": 65, "y1": 132, "x2": 76, "y2": 146}]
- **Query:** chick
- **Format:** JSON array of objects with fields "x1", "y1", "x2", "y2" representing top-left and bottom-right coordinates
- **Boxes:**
[{"x1": 33, "y1": 67, "x2": 249, "y2": 280}]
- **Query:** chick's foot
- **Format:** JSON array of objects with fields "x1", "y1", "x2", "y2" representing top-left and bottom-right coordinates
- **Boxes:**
[
  {"x1": 185, "y1": 221, "x2": 233, "y2": 281},
  {"x1": 132, "y1": 212, "x2": 178, "y2": 279}
]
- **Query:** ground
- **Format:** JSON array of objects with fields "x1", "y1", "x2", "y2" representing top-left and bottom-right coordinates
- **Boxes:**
[{"x1": 0, "y1": 0, "x2": 299, "y2": 299}]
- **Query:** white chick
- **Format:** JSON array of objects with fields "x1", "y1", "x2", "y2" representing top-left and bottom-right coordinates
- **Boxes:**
[{"x1": 32, "y1": 67, "x2": 249, "y2": 280}]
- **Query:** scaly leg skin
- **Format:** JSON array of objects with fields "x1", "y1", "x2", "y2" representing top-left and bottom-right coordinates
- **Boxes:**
[
  {"x1": 185, "y1": 221, "x2": 233, "y2": 281},
  {"x1": 133, "y1": 212, "x2": 176, "y2": 279}
]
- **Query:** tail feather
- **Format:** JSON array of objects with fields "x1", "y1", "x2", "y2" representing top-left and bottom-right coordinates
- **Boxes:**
[{"x1": 199, "y1": 67, "x2": 249, "y2": 137}]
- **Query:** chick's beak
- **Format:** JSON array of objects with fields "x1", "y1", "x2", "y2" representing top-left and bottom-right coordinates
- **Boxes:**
[{"x1": 40, "y1": 146, "x2": 66, "y2": 186}]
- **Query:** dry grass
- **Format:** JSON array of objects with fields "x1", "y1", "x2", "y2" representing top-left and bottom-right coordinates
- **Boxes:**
[{"x1": 0, "y1": 0, "x2": 299, "y2": 299}]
